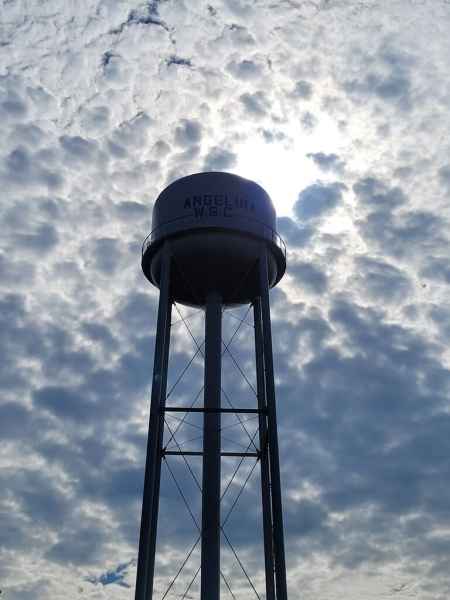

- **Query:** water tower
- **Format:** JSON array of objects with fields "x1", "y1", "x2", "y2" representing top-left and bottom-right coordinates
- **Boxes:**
[{"x1": 135, "y1": 172, "x2": 288, "y2": 600}]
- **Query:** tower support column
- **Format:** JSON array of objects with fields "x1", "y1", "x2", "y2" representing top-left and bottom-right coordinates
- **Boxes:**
[
  {"x1": 254, "y1": 298, "x2": 276, "y2": 600},
  {"x1": 258, "y1": 247, "x2": 288, "y2": 600},
  {"x1": 135, "y1": 243, "x2": 172, "y2": 600},
  {"x1": 201, "y1": 291, "x2": 222, "y2": 600}
]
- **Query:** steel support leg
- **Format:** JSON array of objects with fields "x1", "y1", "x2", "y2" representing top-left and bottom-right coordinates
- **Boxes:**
[
  {"x1": 201, "y1": 291, "x2": 222, "y2": 600},
  {"x1": 258, "y1": 247, "x2": 288, "y2": 600},
  {"x1": 135, "y1": 243, "x2": 172, "y2": 600},
  {"x1": 254, "y1": 298, "x2": 276, "y2": 600}
]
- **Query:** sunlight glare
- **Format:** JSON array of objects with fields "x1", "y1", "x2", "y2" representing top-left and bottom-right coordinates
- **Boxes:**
[{"x1": 234, "y1": 115, "x2": 345, "y2": 217}]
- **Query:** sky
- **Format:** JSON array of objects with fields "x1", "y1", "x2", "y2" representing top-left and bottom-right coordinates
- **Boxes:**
[{"x1": 1, "y1": 0, "x2": 450, "y2": 598}]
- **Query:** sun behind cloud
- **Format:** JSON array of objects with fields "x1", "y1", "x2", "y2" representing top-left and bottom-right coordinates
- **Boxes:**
[{"x1": 234, "y1": 114, "x2": 345, "y2": 217}]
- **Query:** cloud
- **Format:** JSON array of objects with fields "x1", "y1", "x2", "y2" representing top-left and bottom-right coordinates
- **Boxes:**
[
  {"x1": 15, "y1": 222, "x2": 59, "y2": 252},
  {"x1": 92, "y1": 237, "x2": 122, "y2": 275},
  {"x1": 294, "y1": 181, "x2": 346, "y2": 221},
  {"x1": 300, "y1": 110, "x2": 318, "y2": 131},
  {"x1": 203, "y1": 146, "x2": 237, "y2": 170},
  {"x1": 352, "y1": 256, "x2": 412, "y2": 303},
  {"x1": 33, "y1": 386, "x2": 99, "y2": 423},
  {"x1": 0, "y1": 402, "x2": 32, "y2": 440},
  {"x1": 420, "y1": 256, "x2": 450, "y2": 285},
  {"x1": 357, "y1": 207, "x2": 444, "y2": 258},
  {"x1": 277, "y1": 216, "x2": 314, "y2": 248},
  {"x1": 343, "y1": 42, "x2": 416, "y2": 111},
  {"x1": 110, "y1": 112, "x2": 153, "y2": 148},
  {"x1": 60, "y1": 135, "x2": 98, "y2": 163},
  {"x1": 259, "y1": 127, "x2": 286, "y2": 143},
  {"x1": 438, "y1": 164, "x2": 450, "y2": 189},
  {"x1": 226, "y1": 57, "x2": 264, "y2": 80},
  {"x1": 46, "y1": 523, "x2": 110, "y2": 566},
  {"x1": 0, "y1": 87, "x2": 28, "y2": 118},
  {"x1": 307, "y1": 152, "x2": 345, "y2": 173},
  {"x1": 286, "y1": 498, "x2": 329, "y2": 538},
  {"x1": 292, "y1": 79, "x2": 313, "y2": 99},
  {"x1": 2, "y1": 146, "x2": 63, "y2": 189},
  {"x1": 239, "y1": 91, "x2": 270, "y2": 118},
  {"x1": 289, "y1": 261, "x2": 328, "y2": 294},
  {"x1": 174, "y1": 118, "x2": 202, "y2": 146},
  {"x1": 353, "y1": 176, "x2": 407, "y2": 210},
  {"x1": 0, "y1": 253, "x2": 36, "y2": 286},
  {"x1": 2, "y1": 2, "x2": 450, "y2": 599}
]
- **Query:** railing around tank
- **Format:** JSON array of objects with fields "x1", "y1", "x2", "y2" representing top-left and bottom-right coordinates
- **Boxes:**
[{"x1": 141, "y1": 216, "x2": 286, "y2": 260}]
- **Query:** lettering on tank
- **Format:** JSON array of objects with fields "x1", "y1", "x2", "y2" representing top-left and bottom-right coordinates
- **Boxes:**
[{"x1": 183, "y1": 194, "x2": 256, "y2": 218}]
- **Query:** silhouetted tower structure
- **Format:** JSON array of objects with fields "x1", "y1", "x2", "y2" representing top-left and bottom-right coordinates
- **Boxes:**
[{"x1": 136, "y1": 172, "x2": 288, "y2": 600}]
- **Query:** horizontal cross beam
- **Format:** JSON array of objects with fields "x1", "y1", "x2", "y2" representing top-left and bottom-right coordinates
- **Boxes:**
[
  {"x1": 164, "y1": 406, "x2": 263, "y2": 414},
  {"x1": 163, "y1": 451, "x2": 260, "y2": 458}
]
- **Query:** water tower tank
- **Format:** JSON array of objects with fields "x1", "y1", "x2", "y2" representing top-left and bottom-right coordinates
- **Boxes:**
[{"x1": 142, "y1": 171, "x2": 286, "y2": 306}]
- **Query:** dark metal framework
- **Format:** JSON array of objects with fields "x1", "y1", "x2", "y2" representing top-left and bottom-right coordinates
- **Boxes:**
[{"x1": 135, "y1": 242, "x2": 288, "y2": 600}]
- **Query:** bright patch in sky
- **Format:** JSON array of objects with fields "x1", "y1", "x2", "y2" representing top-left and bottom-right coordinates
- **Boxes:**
[{"x1": 235, "y1": 114, "x2": 345, "y2": 216}]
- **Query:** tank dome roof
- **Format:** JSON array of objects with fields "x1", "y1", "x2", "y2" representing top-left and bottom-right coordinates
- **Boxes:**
[{"x1": 151, "y1": 171, "x2": 276, "y2": 239}]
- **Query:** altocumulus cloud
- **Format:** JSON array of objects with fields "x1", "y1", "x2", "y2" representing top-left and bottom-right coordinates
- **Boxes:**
[
  {"x1": 1, "y1": 1, "x2": 450, "y2": 599},
  {"x1": 294, "y1": 182, "x2": 347, "y2": 221}
]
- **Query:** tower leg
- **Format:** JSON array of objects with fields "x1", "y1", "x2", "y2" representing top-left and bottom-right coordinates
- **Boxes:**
[
  {"x1": 258, "y1": 247, "x2": 288, "y2": 600},
  {"x1": 254, "y1": 299, "x2": 276, "y2": 600},
  {"x1": 201, "y1": 291, "x2": 222, "y2": 600},
  {"x1": 135, "y1": 243, "x2": 172, "y2": 600}
]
